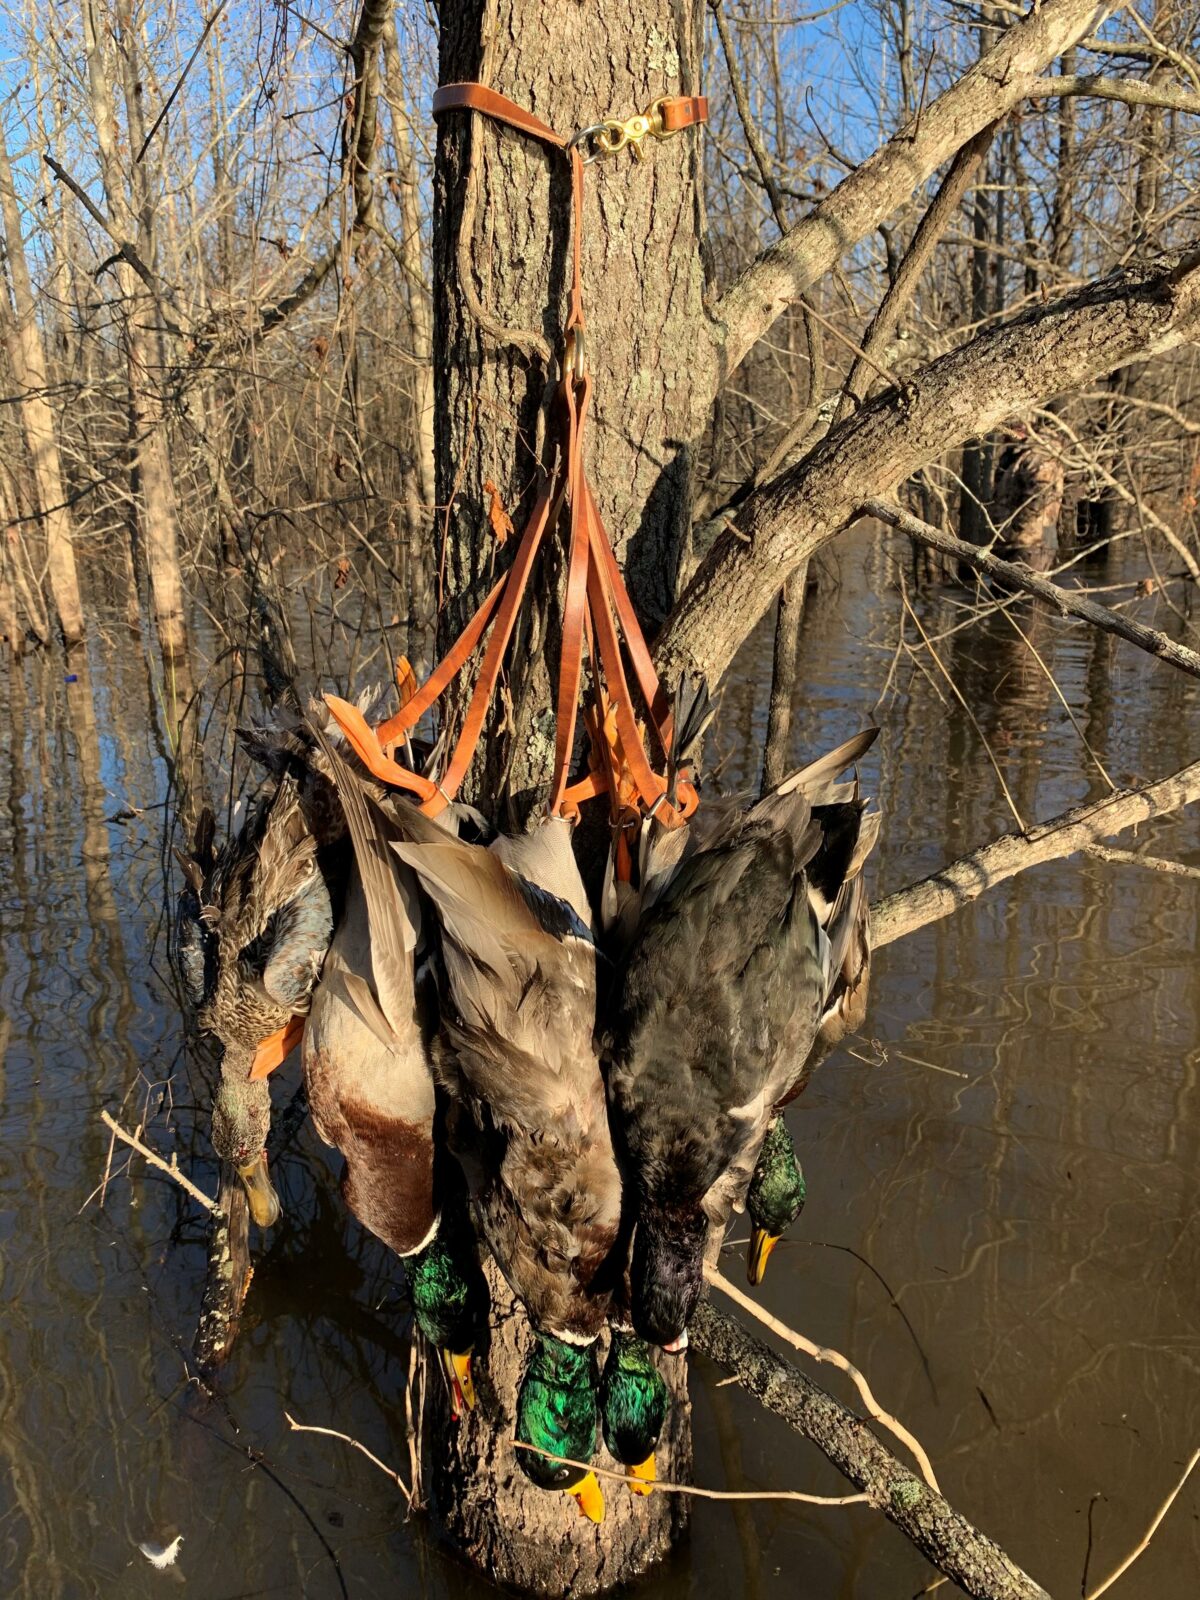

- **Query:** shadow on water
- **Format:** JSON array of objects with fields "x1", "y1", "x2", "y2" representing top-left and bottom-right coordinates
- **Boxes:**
[{"x1": 1, "y1": 529, "x2": 1198, "y2": 1598}]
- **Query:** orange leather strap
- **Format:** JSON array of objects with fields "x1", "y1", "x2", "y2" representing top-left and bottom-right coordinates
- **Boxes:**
[
  {"x1": 250, "y1": 1014, "x2": 306, "y2": 1082},
  {"x1": 324, "y1": 82, "x2": 707, "y2": 829}
]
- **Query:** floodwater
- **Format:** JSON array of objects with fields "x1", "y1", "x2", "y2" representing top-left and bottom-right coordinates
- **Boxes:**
[{"x1": 2, "y1": 528, "x2": 1198, "y2": 1599}]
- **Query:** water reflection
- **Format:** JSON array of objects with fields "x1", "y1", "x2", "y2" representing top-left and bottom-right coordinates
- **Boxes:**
[{"x1": 0, "y1": 531, "x2": 1197, "y2": 1598}]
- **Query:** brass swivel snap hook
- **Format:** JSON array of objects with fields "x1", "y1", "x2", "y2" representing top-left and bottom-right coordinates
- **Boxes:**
[{"x1": 570, "y1": 100, "x2": 683, "y2": 164}]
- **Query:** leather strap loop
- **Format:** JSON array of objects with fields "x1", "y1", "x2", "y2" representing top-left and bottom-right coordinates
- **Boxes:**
[
  {"x1": 433, "y1": 83, "x2": 565, "y2": 148},
  {"x1": 657, "y1": 95, "x2": 708, "y2": 133}
]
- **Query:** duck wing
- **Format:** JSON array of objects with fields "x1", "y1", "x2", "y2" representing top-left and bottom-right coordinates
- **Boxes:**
[{"x1": 306, "y1": 716, "x2": 418, "y2": 1039}]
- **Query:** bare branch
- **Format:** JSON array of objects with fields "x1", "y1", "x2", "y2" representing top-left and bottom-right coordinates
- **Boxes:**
[
  {"x1": 712, "y1": 0, "x2": 1122, "y2": 381},
  {"x1": 870, "y1": 759, "x2": 1200, "y2": 949},
  {"x1": 863, "y1": 498, "x2": 1200, "y2": 680},
  {"x1": 658, "y1": 250, "x2": 1200, "y2": 690}
]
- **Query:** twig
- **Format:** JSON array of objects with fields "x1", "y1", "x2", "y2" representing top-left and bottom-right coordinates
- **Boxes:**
[
  {"x1": 690, "y1": 1300, "x2": 1050, "y2": 1600},
  {"x1": 864, "y1": 499, "x2": 1200, "y2": 681},
  {"x1": 99, "y1": 1109, "x2": 218, "y2": 1212},
  {"x1": 1084, "y1": 1448, "x2": 1199, "y2": 1600},
  {"x1": 705, "y1": 1266, "x2": 940, "y2": 1493},
  {"x1": 1083, "y1": 844, "x2": 1200, "y2": 880},
  {"x1": 509, "y1": 1439, "x2": 869, "y2": 1506},
  {"x1": 284, "y1": 1411, "x2": 413, "y2": 1504}
]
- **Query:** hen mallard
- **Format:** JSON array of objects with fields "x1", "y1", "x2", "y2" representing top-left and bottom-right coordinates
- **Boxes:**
[
  {"x1": 389, "y1": 804, "x2": 621, "y2": 1521},
  {"x1": 602, "y1": 727, "x2": 878, "y2": 1350},
  {"x1": 176, "y1": 779, "x2": 332, "y2": 1228},
  {"x1": 745, "y1": 754, "x2": 880, "y2": 1284}
]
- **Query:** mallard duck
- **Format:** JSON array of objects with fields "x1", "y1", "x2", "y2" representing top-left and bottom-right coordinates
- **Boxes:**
[
  {"x1": 745, "y1": 760, "x2": 880, "y2": 1285},
  {"x1": 602, "y1": 728, "x2": 878, "y2": 1350},
  {"x1": 598, "y1": 1330, "x2": 668, "y2": 1492},
  {"x1": 177, "y1": 778, "x2": 332, "y2": 1228},
  {"x1": 390, "y1": 805, "x2": 621, "y2": 1522},
  {"x1": 301, "y1": 723, "x2": 489, "y2": 1413}
]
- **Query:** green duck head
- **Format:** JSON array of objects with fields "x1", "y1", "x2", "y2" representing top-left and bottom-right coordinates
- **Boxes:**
[
  {"x1": 407, "y1": 1217, "x2": 489, "y2": 1418},
  {"x1": 599, "y1": 1331, "x2": 669, "y2": 1494},
  {"x1": 746, "y1": 1116, "x2": 806, "y2": 1286},
  {"x1": 515, "y1": 1333, "x2": 605, "y2": 1523}
]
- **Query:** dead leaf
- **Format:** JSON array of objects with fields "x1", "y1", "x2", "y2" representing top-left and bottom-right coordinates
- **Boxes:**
[
  {"x1": 334, "y1": 558, "x2": 350, "y2": 589},
  {"x1": 395, "y1": 656, "x2": 418, "y2": 708},
  {"x1": 484, "y1": 479, "x2": 514, "y2": 546}
]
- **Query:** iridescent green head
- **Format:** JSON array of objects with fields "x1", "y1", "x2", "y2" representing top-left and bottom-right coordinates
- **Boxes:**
[
  {"x1": 746, "y1": 1116, "x2": 806, "y2": 1285},
  {"x1": 516, "y1": 1333, "x2": 604, "y2": 1521},
  {"x1": 407, "y1": 1217, "x2": 489, "y2": 1415},
  {"x1": 599, "y1": 1331, "x2": 668, "y2": 1493}
]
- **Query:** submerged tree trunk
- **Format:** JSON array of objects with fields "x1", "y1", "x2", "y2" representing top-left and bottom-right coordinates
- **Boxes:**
[
  {"x1": 426, "y1": 0, "x2": 708, "y2": 1583},
  {"x1": 80, "y1": 0, "x2": 188, "y2": 661},
  {"x1": 0, "y1": 121, "x2": 85, "y2": 647}
]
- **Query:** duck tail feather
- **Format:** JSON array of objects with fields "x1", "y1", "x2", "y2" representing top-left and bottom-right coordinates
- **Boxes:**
[{"x1": 775, "y1": 727, "x2": 879, "y2": 799}]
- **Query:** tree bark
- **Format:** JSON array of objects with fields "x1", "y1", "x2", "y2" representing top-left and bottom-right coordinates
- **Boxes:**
[
  {"x1": 423, "y1": 1259, "x2": 690, "y2": 1596},
  {"x1": 432, "y1": 0, "x2": 709, "y2": 813},
  {"x1": 0, "y1": 121, "x2": 85, "y2": 646},
  {"x1": 81, "y1": 0, "x2": 188, "y2": 661}
]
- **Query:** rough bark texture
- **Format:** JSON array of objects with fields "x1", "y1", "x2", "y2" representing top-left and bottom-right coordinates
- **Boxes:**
[
  {"x1": 690, "y1": 1301, "x2": 1051, "y2": 1600},
  {"x1": 422, "y1": 1259, "x2": 690, "y2": 1596},
  {"x1": 656, "y1": 250, "x2": 1200, "y2": 690},
  {"x1": 870, "y1": 757, "x2": 1200, "y2": 949},
  {"x1": 433, "y1": 0, "x2": 709, "y2": 811}
]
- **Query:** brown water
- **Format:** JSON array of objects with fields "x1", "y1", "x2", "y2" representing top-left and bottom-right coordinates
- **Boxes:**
[{"x1": 2, "y1": 530, "x2": 1198, "y2": 1599}]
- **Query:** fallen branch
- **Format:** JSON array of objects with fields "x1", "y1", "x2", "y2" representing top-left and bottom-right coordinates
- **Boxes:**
[
  {"x1": 705, "y1": 1266, "x2": 940, "y2": 1492},
  {"x1": 870, "y1": 758, "x2": 1200, "y2": 949},
  {"x1": 863, "y1": 499, "x2": 1200, "y2": 681},
  {"x1": 690, "y1": 1300, "x2": 1050, "y2": 1600},
  {"x1": 285, "y1": 1410, "x2": 413, "y2": 1505},
  {"x1": 99, "y1": 1109, "x2": 217, "y2": 1212}
]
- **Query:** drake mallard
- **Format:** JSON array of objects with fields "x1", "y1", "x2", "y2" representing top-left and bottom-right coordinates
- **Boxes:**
[
  {"x1": 602, "y1": 728, "x2": 878, "y2": 1350},
  {"x1": 389, "y1": 804, "x2": 621, "y2": 1522},
  {"x1": 745, "y1": 754, "x2": 880, "y2": 1284},
  {"x1": 176, "y1": 778, "x2": 332, "y2": 1228},
  {"x1": 598, "y1": 1330, "x2": 668, "y2": 1492}
]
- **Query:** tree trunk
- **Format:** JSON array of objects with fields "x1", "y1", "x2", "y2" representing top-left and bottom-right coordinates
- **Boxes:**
[
  {"x1": 81, "y1": 0, "x2": 188, "y2": 661},
  {"x1": 0, "y1": 121, "x2": 85, "y2": 646},
  {"x1": 422, "y1": 1259, "x2": 690, "y2": 1595},
  {"x1": 425, "y1": 0, "x2": 707, "y2": 1582},
  {"x1": 432, "y1": 0, "x2": 709, "y2": 812}
]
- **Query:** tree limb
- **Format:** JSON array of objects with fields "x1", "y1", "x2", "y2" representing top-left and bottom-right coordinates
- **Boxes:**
[
  {"x1": 870, "y1": 758, "x2": 1200, "y2": 949},
  {"x1": 1035, "y1": 71, "x2": 1200, "y2": 116},
  {"x1": 690, "y1": 1300, "x2": 1051, "y2": 1600},
  {"x1": 657, "y1": 249, "x2": 1200, "y2": 689},
  {"x1": 863, "y1": 498, "x2": 1200, "y2": 680},
  {"x1": 712, "y1": 0, "x2": 1121, "y2": 381}
]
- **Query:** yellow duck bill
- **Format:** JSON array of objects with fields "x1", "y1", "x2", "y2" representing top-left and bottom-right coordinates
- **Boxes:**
[
  {"x1": 440, "y1": 1348, "x2": 476, "y2": 1416},
  {"x1": 236, "y1": 1153, "x2": 281, "y2": 1228},
  {"x1": 626, "y1": 1453, "x2": 656, "y2": 1496},
  {"x1": 747, "y1": 1225, "x2": 779, "y2": 1286},
  {"x1": 568, "y1": 1470, "x2": 605, "y2": 1522}
]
